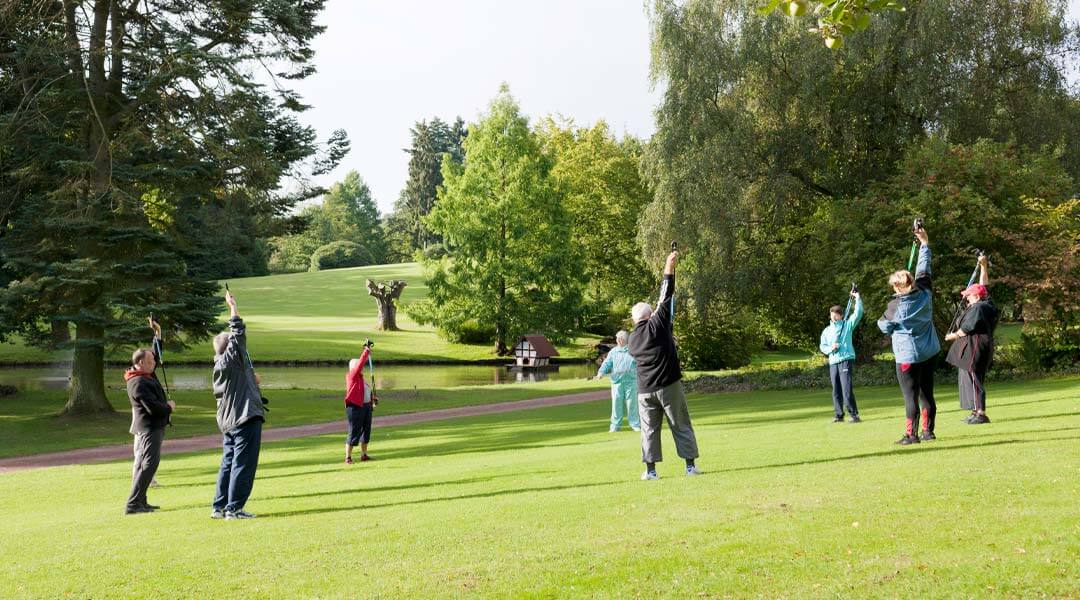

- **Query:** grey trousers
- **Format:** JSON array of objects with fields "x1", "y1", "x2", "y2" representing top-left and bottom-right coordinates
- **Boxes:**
[
  {"x1": 128, "y1": 428, "x2": 164, "y2": 509},
  {"x1": 638, "y1": 380, "x2": 699, "y2": 463}
]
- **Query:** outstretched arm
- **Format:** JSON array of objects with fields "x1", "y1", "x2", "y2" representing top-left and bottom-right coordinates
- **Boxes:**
[
  {"x1": 978, "y1": 254, "x2": 989, "y2": 286},
  {"x1": 654, "y1": 251, "x2": 679, "y2": 324}
]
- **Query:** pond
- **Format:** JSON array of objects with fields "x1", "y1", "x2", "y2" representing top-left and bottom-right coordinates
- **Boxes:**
[{"x1": 0, "y1": 363, "x2": 598, "y2": 392}]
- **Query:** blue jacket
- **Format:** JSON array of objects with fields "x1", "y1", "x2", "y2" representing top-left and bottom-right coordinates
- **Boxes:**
[
  {"x1": 819, "y1": 295, "x2": 863, "y2": 365},
  {"x1": 877, "y1": 244, "x2": 941, "y2": 364},
  {"x1": 597, "y1": 345, "x2": 637, "y2": 386}
]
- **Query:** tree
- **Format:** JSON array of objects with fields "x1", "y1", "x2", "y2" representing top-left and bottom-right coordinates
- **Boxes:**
[
  {"x1": 536, "y1": 119, "x2": 653, "y2": 323},
  {"x1": 757, "y1": 0, "x2": 906, "y2": 48},
  {"x1": 408, "y1": 87, "x2": 586, "y2": 355},
  {"x1": 323, "y1": 170, "x2": 386, "y2": 263},
  {"x1": 0, "y1": 1, "x2": 347, "y2": 414},
  {"x1": 366, "y1": 279, "x2": 407, "y2": 331}
]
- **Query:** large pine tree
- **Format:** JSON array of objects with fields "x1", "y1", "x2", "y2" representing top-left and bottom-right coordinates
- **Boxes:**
[{"x1": 0, "y1": 1, "x2": 347, "y2": 414}]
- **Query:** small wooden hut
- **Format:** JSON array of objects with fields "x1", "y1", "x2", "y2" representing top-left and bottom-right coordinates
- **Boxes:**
[{"x1": 512, "y1": 335, "x2": 559, "y2": 368}]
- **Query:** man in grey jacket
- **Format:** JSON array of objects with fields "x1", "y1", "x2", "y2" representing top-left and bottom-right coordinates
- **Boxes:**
[{"x1": 210, "y1": 290, "x2": 266, "y2": 520}]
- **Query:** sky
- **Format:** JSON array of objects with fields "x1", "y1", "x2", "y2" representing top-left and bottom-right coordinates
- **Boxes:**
[
  {"x1": 293, "y1": 1, "x2": 1080, "y2": 215},
  {"x1": 290, "y1": 0, "x2": 660, "y2": 214}
]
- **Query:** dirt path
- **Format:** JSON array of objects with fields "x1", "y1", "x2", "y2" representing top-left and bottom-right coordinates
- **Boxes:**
[{"x1": 0, "y1": 390, "x2": 609, "y2": 473}]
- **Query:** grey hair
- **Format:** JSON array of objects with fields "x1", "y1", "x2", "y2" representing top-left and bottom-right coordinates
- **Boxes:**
[
  {"x1": 615, "y1": 330, "x2": 629, "y2": 346},
  {"x1": 349, "y1": 358, "x2": 361, "y2": 371},
  {"x1": 213, "y1": 331, "x2": 231, "y2": 356},
  {"x1": 631, "y1": 302, "x2": 653, "y2": 323}
]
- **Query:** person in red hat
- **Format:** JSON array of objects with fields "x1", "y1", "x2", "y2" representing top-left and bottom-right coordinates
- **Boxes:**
[{"x1": 944, "y1": 254, "x2": 999, "y2": 424}]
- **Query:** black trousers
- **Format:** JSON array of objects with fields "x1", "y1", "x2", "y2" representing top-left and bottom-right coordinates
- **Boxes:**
[
  {"x1": 895, "y1": 359, "x2": 936, "y2": 435},
  {"x1": 958, "y1": 367, "x2": 988, "y2": 413},
  {"x1": 127, "y1": 427, "x2": 164, "y2": 509},
  {"x1": 346, "y1": 404, "x2": 373, "y2": 446},
  {"x1": 829, "y1": 360, "x2": 859, "y2": 418}
]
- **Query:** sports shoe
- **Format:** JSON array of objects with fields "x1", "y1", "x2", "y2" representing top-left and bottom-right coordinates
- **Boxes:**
[
  {"x1": 210, "y1": 509, "x2": 226, "y2": 519},
  {"x1": 124, "y1": 505, "x2": 153, "y2": 515},
  {"x1": 686, "y1": 465, "x2": 701, "y2": 476},
  {"x1": 832, "y1": 417, "x2": 844, "y2": 423},
  {"x1": 849, "y1": 415, "x2": 862, "y2": 423},
  {"x1": 360, "y1": 454, "x2": 371, "y2": 462},
  {"x1": 963, "y1": 413, "x2": 977, "y2": 423},
  {"x1": 225, "y1": 510, "x2": 256, "y2": 520},
  {"x1": 609, "y1": 426, "x2": 619, "y2": 432},
  {"x1": 967, "y1": 414, "x2": 991, "y2": 425},
  {"x1": 918, "y1": 431, "x2": 936, "y2": 441},
  {"x1": 345, "y1": 456, "x2": 353, "y2": 464},
  {"x1": 640, "y1": 471, "x2": 659, "y2": 481},
  {"x1": 631, "y1": 426, "x2": 641, "y2": 432},
  {"x1": 895, "y1": 435, "x2": 920, "y2": 446},
  {"x1": 142, "y1": 503, "x2": 160, "y2": 510}
]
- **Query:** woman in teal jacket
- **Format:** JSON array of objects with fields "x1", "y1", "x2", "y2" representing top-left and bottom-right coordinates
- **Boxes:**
[
  {"x1": 595, "y1": 330, "x2": 639, "y2": 432},
  {"x1": 819, "y1": 291, "x2": 863, "y2": 423},
  {"x1": 877, "y1": 226, "x2": 940, "y2": 445}
]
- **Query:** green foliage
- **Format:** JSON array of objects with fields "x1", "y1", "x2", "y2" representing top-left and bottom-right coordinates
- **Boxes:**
[
  {"x1": 674, "y1": 300, "x2": 757, "y2": 370},
  {"x1": 409, "y1": 87, "x2": 587, "y2": 354},
  {"x1": 757, "y1": 0, "x2": 905, "y2": 47},
  {"x1": 309, "y1": 240, "x2": 373, "y2": 271},
  {"x1": 448, "y1": 320, "x2": 497, "y2": 345}
]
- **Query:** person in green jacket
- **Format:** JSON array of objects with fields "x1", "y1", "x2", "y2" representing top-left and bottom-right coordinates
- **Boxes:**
[
  {"x1": 594, "y1": 330, "x2": 640, "y2": 432},
  {"x1": 819, "y1": 290, "x2": 863, "y2": 423}
]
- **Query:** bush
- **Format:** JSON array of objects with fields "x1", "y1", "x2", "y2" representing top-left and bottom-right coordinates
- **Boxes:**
[
  {"x1": 447, "y1": 320, "x2": 497, "y2": 344},
  {"x1": 309, "y1": 241, "x2": 373, "y2": 271},
  {"x1": 421, "y1": 243, "x2": 448, "y2": 260},
  {"x1": 674, "y1": 309, "x2": 756, "y2": 371}
]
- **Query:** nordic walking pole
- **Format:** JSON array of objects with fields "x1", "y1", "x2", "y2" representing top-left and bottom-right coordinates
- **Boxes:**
[
  {"x1": 365, "y1": 338, "x2": 377, "y2": 407},
  {"x1": 948, "y1": 251, "x2": 986, "y2": 334},
  {"x1": 907, "y1": 218, "x2": 924, "y2": 271},
  {"x1": 669, "y1": 241, "x2": 677, "y2": 323},
  {"x1": 838, "y1": 282, "x2": 858, "y2": 340},
  {"x1": 149, "y1": 313, "x2": 172, "y2": 425}
]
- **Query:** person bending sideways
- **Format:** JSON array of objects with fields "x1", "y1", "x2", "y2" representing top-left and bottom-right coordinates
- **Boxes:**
[
  {"x1": 594, "y1": 330, "x2": 640, "y2": 433},
  {"x1": 628, "y1": 249, "x2": 700, "y2": 480},
  {"x1": 344, "y1": 341, "x2": 378, "y2": 463},
  {"x1": 945, "y1": 254, "x2": 999, "y2": 425},
  {"x1": 878, "y1": 225, "x2": 940, "y2": 446},
  {"x1": 210, "y1": 290, "x2": 265, "y2": 520},
  {"x1": 819, "y1": 291, "x2": 864, "y2": 423}
]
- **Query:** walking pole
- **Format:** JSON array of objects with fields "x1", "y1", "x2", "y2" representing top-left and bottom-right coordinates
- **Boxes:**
[
  {"x1": 669, "y1": 241, "x2": 677, "y2": 323},
  {"x1": 365, "y1": 339, "x2": 377, "y2": 406},
  {"x1": 149, "y1": 313, "x2": 172, "y2": 425},
  {"x1": 948, "y1": 251, "x2": 986, "y2": 334},
  {"x1": 838, "y1": 282, "x2": 858, "y2": 340},
  {"x1": 906, "y1": 218, "x2": 923, "y2": 271}
]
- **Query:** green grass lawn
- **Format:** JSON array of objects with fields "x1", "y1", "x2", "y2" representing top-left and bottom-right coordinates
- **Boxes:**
[
  {"x1": 0, "y1": 262, "x2": 602, "y2": 364},
  {"x1": 0, "y1": 378, "x2": 607, "y2": 458},
  {"x1": 1, "y1": 377, "x2": 1077, "y2": 597}
]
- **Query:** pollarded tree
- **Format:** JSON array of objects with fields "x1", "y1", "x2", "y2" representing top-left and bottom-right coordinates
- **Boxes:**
[
  {"x1": 0, "y1": 1, "x2": 347, "y2": 414},
  {"x1": 409, "y1": 87, "x2": 586, "y2": 355}
]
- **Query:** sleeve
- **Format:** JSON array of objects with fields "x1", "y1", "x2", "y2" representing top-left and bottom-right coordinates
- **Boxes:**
[
  {"x1": 877, "y1": 316, "x2": 897, "y2": 335},
  {"x1": 354, "y1": 348, "x2": 371, "y2": 375},
  {"x1": 134, "y1": 380, "x2": 172, "y2": 417},
  {"x1": 819, "y1": 329, "x2": 833, "y2": 355},
  {"x1": 652, "y1": 274, "x2": 675, "y2": 326},
  {"x1": 849, "y1": 296, "x2": 864, "y2": 327},
  {"x1": 596, "y1": 353, "x2": 614, "y2": 377},
  {"x1": 223, "y1": 317, "x2": 246, "y2": 367},
  {"x1": 915, "y1": 244, "x2": 932, "y2": 291}
]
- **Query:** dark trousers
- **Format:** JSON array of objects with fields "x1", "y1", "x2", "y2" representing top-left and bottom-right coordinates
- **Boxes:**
[
  {"x1": 346, "y1": 403, "x2": 373, "y2": 446},
  {"x1": 895, "y1": 359, "x2": 936, "y2": 435},
  {"x1": 127, "y1": 428, "x2": 164, "y2": 509},
  {"x1": 958, "y1": 367, "x2": 988, "y2": 413},
  {"x1": 829, "y1": 360, "x2": 859, "y2": 418},
  {"x1": 638, "y1": 380, "x2": 699, "y2": 463},
  {"x1": 213, "y1": 418, "x2": 263, "y2": 513}
]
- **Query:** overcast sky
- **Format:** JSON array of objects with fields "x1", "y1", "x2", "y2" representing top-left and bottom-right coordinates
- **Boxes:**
[{"x1": 293, "y1": 1, "x2": 1080, "y2": 215}]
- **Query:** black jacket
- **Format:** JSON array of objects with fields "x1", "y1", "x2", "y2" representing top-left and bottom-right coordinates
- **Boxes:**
[
  {"x1": 629, "y1": 274, "x2": 682, "y2": 394},
  {"x1": 945, "y1": 298, "x2": 1000, "y2": 373},
  {"x1": 126, "y1": 370, "x2": 172, "y2": 434}
]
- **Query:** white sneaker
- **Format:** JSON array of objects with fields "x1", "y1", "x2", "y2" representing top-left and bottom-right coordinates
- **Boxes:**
[
  {"x1": 210, "y1": 509, "x2": 225, "y2": 519},
  {"x1": 225, "y1": 510, "x2": 256, "y2": 520},
  {"x1": 686, "y1": 465, "x2": 701, "y2": 476},
  {"x1": 609, "y1": 426, "x2": 618, "y2": 433},
  {"x1": 631, "y1": 426, "x2": 641, "y2": 432},
  {"x1": 640, "y1": 471, "x2": 659, "y2": 481}
]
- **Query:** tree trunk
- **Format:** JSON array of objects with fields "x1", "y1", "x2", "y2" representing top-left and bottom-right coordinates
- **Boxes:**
[
  {"x1": 51, "y1": 319, "x2": 70, "y2": 346},
  {"x1": 62, "y1": 321, "x2": 113, "y2": 415},
  {"x1": 366, "y1": 279, "x2": 407, "y2": 331}
]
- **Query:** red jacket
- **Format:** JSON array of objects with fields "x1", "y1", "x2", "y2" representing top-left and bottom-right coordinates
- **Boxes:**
[{"x1": 345, "y1": 348, "x2": 371, "y2": 407}]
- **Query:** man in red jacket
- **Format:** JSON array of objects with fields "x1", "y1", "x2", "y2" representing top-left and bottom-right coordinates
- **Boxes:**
[{"x1": 344, "y1": 340, "x2": 378, "y2": 464}]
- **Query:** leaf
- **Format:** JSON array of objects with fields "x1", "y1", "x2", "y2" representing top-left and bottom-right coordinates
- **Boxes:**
[{"x1": 756, "y1": 0, "x2": 782, "y2": 15}]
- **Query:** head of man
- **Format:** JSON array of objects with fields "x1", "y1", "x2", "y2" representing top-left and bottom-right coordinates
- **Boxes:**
[
  {"x1": 131, "y1": 348, "x2": 156, "y2": 373},
  {"x1": 615, "y1": 330, "x2": 629, "y2": 347},
  {"x1": 349, "y1": 358, "x2": 361, "y2": 371},
  {"x1": 961, "y1": 283, "x2": 987, "y2": 306},
  {"x1": 631, "y1": 302, "x2": 653, "y2": 324},
  {"x1": 889, "y1": 270, "x2": 915, "y2": 295},
  {"x1": 829, "y1": 305, "x2": 844, "y2": 323},
  {"x1": 213, "y1": 331, "x2": 231, "y2": 356}
]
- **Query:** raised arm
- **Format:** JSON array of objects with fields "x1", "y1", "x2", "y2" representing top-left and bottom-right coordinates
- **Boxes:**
[
  {"x1": 653, "y1": 250, "x2": 679, "y2": 325},
  {"x1": 978, "y1": 254, "x2": 989, "y2": 286},
  {"x1": 848, "y1": 293, "x2": 864, "y2": 326}
]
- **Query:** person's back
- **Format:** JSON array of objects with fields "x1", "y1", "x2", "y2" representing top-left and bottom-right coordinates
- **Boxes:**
[
  {"x1": 879, "y1": 244, "x2": 940, "y2": 364},
  {"x1": 213, "y1": 316, "x2": 264, "y2": 433},
  {"x1": 628, "y1": 276, "x2": 680, "y2": 394}
]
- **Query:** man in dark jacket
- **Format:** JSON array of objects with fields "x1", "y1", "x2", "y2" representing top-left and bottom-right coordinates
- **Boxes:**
[
  {"x1": 945, "y1": 254, "x2": 999, "y2": 425},
  {"x1": 125, "y1": 338, "x2": 175, "y2": 515},
  {"x1": 628, "y1": 249, "x2": 700, "y2": 480},
  {"x1": 210, "y1": 290, "x2": 266, "y2": 520}
]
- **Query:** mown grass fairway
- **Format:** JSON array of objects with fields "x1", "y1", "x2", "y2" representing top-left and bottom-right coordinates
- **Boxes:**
[
  {"x1": 0, "y1": 262, "x2": 601, "y2": 364},
  {"x1": 2, "y1": 378, "x2": 1077, "y2": 598}
]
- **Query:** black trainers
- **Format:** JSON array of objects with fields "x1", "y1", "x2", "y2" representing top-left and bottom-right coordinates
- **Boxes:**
[
  {"x1": 967, "y1": 414, "x2": 991, "y2": 425},
  {"x1": 832, "y1": 416, "x2": 844, "y2": 423},
  {"x1": 918, "y1": 431, "x2": 936, "y2": 441},
  {"x1": 142, "y1": 503, "x2": 160, "y2": 511},
  {"x1": 895, "y1": 435, "x2": 920, "y2": 446},
  {"x1": 849, "y1": 415, "x2": 862, "y2": 423},
  {"x1": 124, "y1": 505, "x2": 154, "y2": 515}
]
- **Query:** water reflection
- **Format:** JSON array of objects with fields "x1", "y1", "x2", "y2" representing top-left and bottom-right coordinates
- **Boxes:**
[{"x1": 0, "y1": 363, "x2": 597, "y2": 391}]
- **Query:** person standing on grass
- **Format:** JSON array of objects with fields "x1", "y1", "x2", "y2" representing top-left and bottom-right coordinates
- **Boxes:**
[
  {"x1": 124, "y1": 319, "x2": 175, "y2": 515},
  {"x1": 594, "y1": 330, "x2": 640, "y2": 432},
  {"x1": 628, "y1": 249, "x2": 700, "y2": 480},
  {"x1": 819, "y1": 291, "x2": 864, "y2": 423},
  {"x1": 210, "y1": 289, "x2": 265, "y2": 520},
  {"x1": 344, "y1": 339, "x2": 378, "y2": 464},
  {"x1": 878, "y1": 224, "x2": 940, "y2": 446},
  {"x1": 945, "y1": 254, "x2": 999, "y2": 425},
  {"x1": 130, "y1": 317, "x2": 166, "y2": 490}
]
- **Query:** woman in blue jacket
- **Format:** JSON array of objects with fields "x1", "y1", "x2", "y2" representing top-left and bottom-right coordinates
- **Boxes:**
[{"x1": 878, "y1": 226, "x2": 940, "y2": 445}]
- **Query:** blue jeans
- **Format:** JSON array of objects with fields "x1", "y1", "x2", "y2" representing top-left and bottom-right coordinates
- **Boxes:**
[
  {"x1": 213, "y1": 417, "x2": 263, "y2": 512},
  {"x1": 829, "y1": 360, "x2": 858, "y2": 418}
]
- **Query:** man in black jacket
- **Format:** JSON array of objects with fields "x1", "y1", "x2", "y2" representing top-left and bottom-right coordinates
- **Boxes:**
[
  {"x1": 125, "y1": 339, "x2": 175, "y2": 514},
  {"x1": 628, "y1": 249, "x2": 700, "y2": 480}
]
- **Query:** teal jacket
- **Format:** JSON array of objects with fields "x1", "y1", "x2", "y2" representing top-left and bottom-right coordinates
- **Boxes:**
[
  {"x1": 597, "y1": 346, "x2": 637, "y2": 385},
  {"x1": 877, "y1": 243, "x2": 941, "y2": 364},
  {"x1": 819, "y1": 295, "x2": 863, "y2": 365}
]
